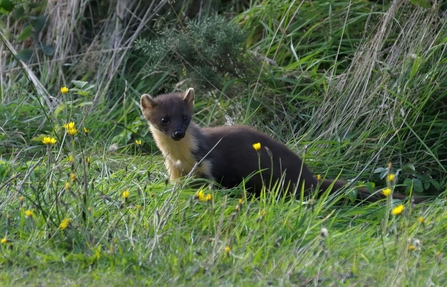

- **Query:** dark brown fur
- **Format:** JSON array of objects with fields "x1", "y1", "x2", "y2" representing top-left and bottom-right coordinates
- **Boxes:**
[{"x1": 140, "y1": 88, "x2": 417, "y2": 202}]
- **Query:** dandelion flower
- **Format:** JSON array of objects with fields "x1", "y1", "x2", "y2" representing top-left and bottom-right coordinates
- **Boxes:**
[
  {"x1": 60, "y1": 218, "x2": 71, "y2": 230},
  {"x1": 63, "y1": 122, "x2": 75, "y2": 130},
  {"x1": 252, "y1": 142, "x2": 261, "y2": 151},
  {"x1": 1, "y1": 238, "x2": 8, "y2": 244},
  {"x1": 238, "y1": 198, "x2": 243, "y2": 205},
  {"x1": 68, "y1": 155, "x2": 74, "y2": 163},
  {"x1": 225, "y1": 246, "x2": 231, "y2": 254},
  {"x1": 196, "y1": 190, "x2": 205, "y2": 201},
  {"x1": 70, "y1": 173, "x2": 76, "y2": 181},
  {"x1": 135, "y1": 139, "x2": 142, "y2": 146},
  {"x1": 42, "y1": 137, "x2": 57, "y2": 145},
  {"x1": 391, "y1": 204, "x2": 405, "y2": 215},
  {"x1": 122, "y1": 190, "x2": 130, "y2": 199},
  {"x1": 387, "y1": 173, "x2": 395, "y2": 183},
  {"x1": 65, "y1": 182, "x2": 70, "y2": 190},
  {"x1": 25, "y1": 210, "x2": 33, "y2": 217},
  {"x1": 418, "y1": 217, "x2": 425, "y2": 224},
  {"x1": 382, "y1": 188, "x2": 392, "y2": 197},
  {"x1": 408, "y1": 244, "x2": 415, "y2": 251},
  {"x1": 63, "y1": 122, "x2": 77, "y2": 135},
  {"x1": 60, "y1": 86, "x2": 69, "y2": 94},
  {"x1": 205, "y1": 194, "x2": 212, "y2": 202},
  {"x1": 67, "y1": 127, "x2": 77, "y2": 135},
  {"x1": 317, "y1": 174, "x2": 321, "y2": 181}
]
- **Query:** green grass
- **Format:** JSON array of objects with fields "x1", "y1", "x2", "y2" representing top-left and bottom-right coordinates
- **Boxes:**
[
  {"x1": 1, "y1": 0, "x2": 447, "y2": 285},
  {"x1": 1, "y1": 145, "x2": 446, "y2": 286}
]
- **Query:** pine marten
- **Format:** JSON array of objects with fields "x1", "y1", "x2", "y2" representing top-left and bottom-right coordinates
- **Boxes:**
[{"x1": 140, "y1": 88, "x2": 413, "y2": 202}]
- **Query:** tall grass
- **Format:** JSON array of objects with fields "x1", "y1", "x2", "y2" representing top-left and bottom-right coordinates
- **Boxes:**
[{"x1": 235, "y1": 0, "x2": 447, "y2": 192}]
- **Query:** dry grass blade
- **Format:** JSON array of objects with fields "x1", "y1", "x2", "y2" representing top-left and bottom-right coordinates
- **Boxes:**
[{"x1": 0, "y1": 30, "x2": 54, "y2": 110}]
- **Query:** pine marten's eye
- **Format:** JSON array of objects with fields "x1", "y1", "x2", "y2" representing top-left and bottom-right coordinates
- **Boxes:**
[
  {"x1": 161, "y1": 117, "x2": 169, "y2": 124},
  {"x1": 182, "y1": 115, "x2": 188, "y2": 122}
]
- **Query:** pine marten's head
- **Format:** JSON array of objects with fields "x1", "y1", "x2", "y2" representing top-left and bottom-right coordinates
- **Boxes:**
[{"x1": 140, "y1": 88, "x2": 195, "y2": 141}]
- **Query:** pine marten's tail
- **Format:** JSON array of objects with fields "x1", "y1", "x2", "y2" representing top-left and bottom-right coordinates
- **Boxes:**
[{"x1": 319, "y1": 179, "x2": 426, "y2": 204}]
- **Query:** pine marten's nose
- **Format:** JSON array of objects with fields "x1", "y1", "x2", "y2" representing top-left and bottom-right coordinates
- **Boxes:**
[{"x1": 173, "y1": 130, "x2": 185, "y2": 140}]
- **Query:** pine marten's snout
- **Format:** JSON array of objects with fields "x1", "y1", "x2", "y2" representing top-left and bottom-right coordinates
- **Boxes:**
[{"x1": 172, "y1": 130, "x2": 185, "y2": 141}]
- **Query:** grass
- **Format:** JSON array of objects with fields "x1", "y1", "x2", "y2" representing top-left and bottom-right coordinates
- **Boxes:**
[
  {"x1": 1, "y1": 136, "x2": 446, "y2": 285},
  {"x1": 1, "y1": 0, "x2": 447, "y2": 285}
]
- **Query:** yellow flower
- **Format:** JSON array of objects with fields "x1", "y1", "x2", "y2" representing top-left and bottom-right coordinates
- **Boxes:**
[
  {"x1": 408, "y1": 244, "x2": 415, "y2": 251},
  {"x1": 122, "y1": 190, "x2": 130, "y2": 199},
  {"x1": 205, "y1": 194, "x2": 212, "y2": 202},
  {"x1": 317, "y1": 174, "x2": 321, "y2": 181},
  {"x1": 225, "y1": 246, "x2": 231, "y2": 254},
  {"x1": 196, "y1": 190, "x2": 205, "y2": 201},
  {"x1": 87, "y1": 157, "x2": 91, "y2": 164},
  {"x1": 60, "y1": 86, "x2": 69, "y2": 94},
  {"x1": 67, "y1": 128, "x2": 77, "y2": 135},
  {"x1": 68, "y1": 155, "x2": 74, "y2": 163},
  {"x1": 387, "y1": 173, "x2": 395, "y2": 183},
  {"x1": 1, "y1": 238, "x2": 8, "y2": 244},
  {"x1": 63, "y1": 122, "x2": 75, "y2": 129},
  {"x1": 252, "y1": 142, "x2": 261, "y2": 151},
  {"x1": 65, "y1": 182, "x2": 70, "y2": 190},
  {"x1": 238, "y1": 198, "x2": 243, "y2": 205},
  {"x1": 135, "y1": 139, "x2": 142, "y2": 146},
  {"x1": 391, "y1": 204, "x2": 405, "y2": 215},
  {"x1": 42, "y1": 137, "x2": 57, "y2": 145},
  {"x1": 25, "y1": 210, "x2": 33, "y2": 217},
  {"x1": 63, "y1": 122, "x2": 77, "y2": 135},
  {"x1": 83, "y1": 127, "x2": 89, "y2": 134},
  {"x1": 382, "y1": 188, "x2": 391, "y2": 197},
  {"x1": 60, "y1": 218, "x2": 71, "y2": 230},
  {"x1": 418, "y1": 217, "x2": 425, "y2": 224},
  {"x1": 70, "y1": 173, "x2": 76, "y2": 181}
]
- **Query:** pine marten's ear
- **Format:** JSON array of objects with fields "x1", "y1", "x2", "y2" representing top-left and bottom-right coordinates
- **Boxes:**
[
  {"x1": 183, "y1": 88, "x2": 195, "y2": 106},
  {"x1": 140, "y1": 94, "x2": 156, "y2": 111}
]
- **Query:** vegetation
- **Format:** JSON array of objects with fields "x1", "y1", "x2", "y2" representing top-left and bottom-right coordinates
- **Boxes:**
[{"x1": 0, "y1": 0, "x2": 446, "y2": 285}]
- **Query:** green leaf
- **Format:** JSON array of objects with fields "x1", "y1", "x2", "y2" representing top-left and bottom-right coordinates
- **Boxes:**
[
  {"x1": 41, "y1": 45, "x2": 54, "y2": 56},
  {"x1": 17, "y1": 25, "x2": 32, "y2": 41},
  {"x1": 347, "y1": 188, "x2": 357, "y2": 203},
  {"x1": 0, "y1": 0, "x2": 14, "y2": 14},
  {"x1": 30, "y1": 15, "x2": 48, "y2": 33},
  {"x1": 412, "y1": 178, "x2": 423, "y2": 193},
  {"x1": 16, "y1": 49, "x2": 33, "y2": 62},
  {"x1": 12, "y1": 4, "x2": 24, "y2": 19},
  {"x1": 402, "y1": 163, "x2": 416, "y2": 173},
  {"x1": 408, "y1": 0, "x2": 432, "y2": 8},
  {"x1": 373, "y1": 167, "x2": 386, "y2": 174},
  {"x1": 403, "y1": 178, "x2": 419, "y2": 193},
  {"x1": 78, "y1": 101, "x2": 93, "y2": 107},
  {"x1": 429, "y1": 179, "x2": 440, "y2": 190},
  {"x1": 77, "y1": 91, "x2": 92, "y2": 97},
  {"x1": 54, "y1": 103, "x2": 65, "y2": 117},
  {"x1": 72, "y1": 80, "x2": 89, "y2": 89}
]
